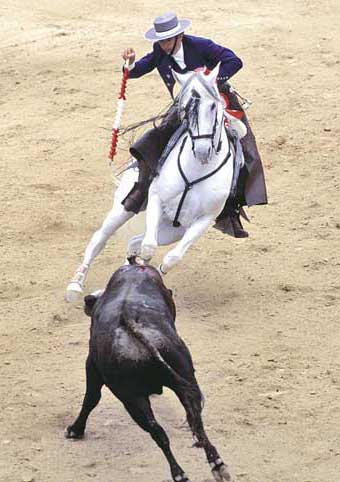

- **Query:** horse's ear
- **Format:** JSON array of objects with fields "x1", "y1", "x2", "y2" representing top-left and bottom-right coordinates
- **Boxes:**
[
  {"x1": 205, "y1": 61, "x2": 221, "y2": 84},
  {"x1": 172, "y1": 69, "x2": 193, "y2": 87}
]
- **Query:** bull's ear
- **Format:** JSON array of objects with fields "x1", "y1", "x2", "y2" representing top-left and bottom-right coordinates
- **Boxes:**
[{"x1": 84, "y1": 295, "x2": 97, "y2": 317}]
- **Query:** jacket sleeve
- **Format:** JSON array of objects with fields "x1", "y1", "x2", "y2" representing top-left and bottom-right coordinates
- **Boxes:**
[
  {"x1": 128, "y1": 50, "x2": 158, "y2": 79},
  {"x1": 199, "y1": 37, "x2": 243, "y2": 83}
]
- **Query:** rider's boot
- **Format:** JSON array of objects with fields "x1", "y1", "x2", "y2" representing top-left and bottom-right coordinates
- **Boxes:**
[
  {"x1": 214, "y1": 203, "x2": 249, "y2": 238},
  {"x1": 65, "y1": 263, "x2": 89, "y2": 302},
  {"x1": 214, "y1": 165, "x2": 249, "y2": 238},
  {"x1": 122, "y1": 159, "x2": 152, "y2": 214},
  {"x1": 219, "y1": 82, "x2": 267, "y2": 209}
]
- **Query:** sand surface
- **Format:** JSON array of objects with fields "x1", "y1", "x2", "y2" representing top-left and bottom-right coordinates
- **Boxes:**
[{"x1": 1, "y1": 1, "x2": 340, "y2": 481}]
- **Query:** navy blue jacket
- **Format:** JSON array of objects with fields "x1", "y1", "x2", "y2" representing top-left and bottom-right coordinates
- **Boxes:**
[{"x1": 129, "y1": 34, "x2": 243, "y2": 97}]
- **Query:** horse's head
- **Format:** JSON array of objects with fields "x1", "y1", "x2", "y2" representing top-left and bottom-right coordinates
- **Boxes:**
[{"x1": 174, "y1": 63, "x2": 224, "y2": 164}]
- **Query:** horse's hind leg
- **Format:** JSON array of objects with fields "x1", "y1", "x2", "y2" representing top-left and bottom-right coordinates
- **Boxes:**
[
  {"x1": 175, "y1": 388, "x2": 232, "y2": 482},
  {"x1": 65, "y1": 355, "x2": 104, "y2": 439},
  {"x1": 122, "y1": 396, "x2": 191, "y2": 482}
]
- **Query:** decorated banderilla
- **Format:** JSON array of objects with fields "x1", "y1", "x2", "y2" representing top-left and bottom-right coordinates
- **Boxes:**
[{"x1": 108, "y1": 62, "x2": 129, "y2": 164}]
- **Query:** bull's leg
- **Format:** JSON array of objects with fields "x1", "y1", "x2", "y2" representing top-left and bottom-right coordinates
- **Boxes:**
[
  {"x1": 65, "y1": 356, "x2": 103, "y2": 439},
  {"x1": 161, "y1": 215, "x2": 212, "y2": 274},
  {"x1": 175, "y1": 389, "x2": 232, "y2": 482},
  {"x1": 127, "y1": 222, "x2": 185, "y2": 258},
  {"x1": 140, "y1": 188, "x2": 162, "y2": 262},
  {"x1": 123, "y1": 396, "x2": 191, "y2": 482}
]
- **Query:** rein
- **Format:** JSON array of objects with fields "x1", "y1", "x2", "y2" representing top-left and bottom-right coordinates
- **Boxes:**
[{"x1": 173, "y1": 134, "x2": 231, "y2": 227}]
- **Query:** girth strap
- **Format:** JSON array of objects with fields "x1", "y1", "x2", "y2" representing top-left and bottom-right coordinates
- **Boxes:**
[{"x1": 173, "y1": 135, "x2": 231, "y2": 227}]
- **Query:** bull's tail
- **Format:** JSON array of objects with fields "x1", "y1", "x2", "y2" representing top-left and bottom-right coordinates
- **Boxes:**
[{"x1": 124, "y1": 318, "x2": 203, "y2": 407}]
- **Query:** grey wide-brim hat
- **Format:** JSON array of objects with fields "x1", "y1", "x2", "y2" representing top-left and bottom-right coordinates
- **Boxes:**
[{"x1": 144, "y1": 12, "x2": 192, "y2": 41}]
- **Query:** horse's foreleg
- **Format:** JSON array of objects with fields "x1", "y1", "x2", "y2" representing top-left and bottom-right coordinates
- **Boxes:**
[
  {"x1": 161, "y1": 215, "x2": 212, "y2": 274},
  {"x1": 83, "y1": 207, "x2": 134, "y2": 266},
  {"x1": 140, "y1": 189, "x2": 162, "y2": 262},
  {"x1": 127, "y1": 233, "x2": 145, "y2": 258},
  {"x1": 66, "y1": 168, "x2": 138, "y2": 302},
  {"x1": 66, "y1": 206, "x2": 134, "y2": 301}
]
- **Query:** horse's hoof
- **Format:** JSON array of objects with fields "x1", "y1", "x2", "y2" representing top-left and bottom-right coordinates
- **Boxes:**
[
  {"x1": 162, "y1": 254, "x2": 180, "y2": 272},
  {"x1": 140, "y1": 244, "x2": 156, "y2": 261},
  {"x1": 157, "y1": 264, "x2": 167, "y2": 276},
  {"x1": 65, "y1": 282, "x2": 83, "y2": 303},
  {"x1": 65, "y1": 425, "x2": 84, "y2": 440},
  {"x1": 66, "y1": 264, "x2": 88, "y2": 302}
]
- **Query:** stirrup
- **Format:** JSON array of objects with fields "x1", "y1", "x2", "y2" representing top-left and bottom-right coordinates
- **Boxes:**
[{"x1": 65, "y1": 264, "x2": 89, "y2": 303}]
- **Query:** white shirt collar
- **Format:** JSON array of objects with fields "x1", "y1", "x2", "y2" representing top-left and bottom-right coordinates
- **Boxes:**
[{"x1": 172, "y1": 43, "x2": 186, "y2": 69}]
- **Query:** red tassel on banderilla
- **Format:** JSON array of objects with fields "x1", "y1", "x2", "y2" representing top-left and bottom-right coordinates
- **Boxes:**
[{"x1": 108, "y1": 63, "x2": 129, "y2": 164}]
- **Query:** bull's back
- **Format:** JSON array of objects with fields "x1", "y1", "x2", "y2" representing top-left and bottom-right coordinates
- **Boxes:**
[
  {"x1": 90, "y1": 297, "x2": 194, "y2": 396},
  {"x1": 91, "y1": 296, "x2": 180, "y2": 364}
]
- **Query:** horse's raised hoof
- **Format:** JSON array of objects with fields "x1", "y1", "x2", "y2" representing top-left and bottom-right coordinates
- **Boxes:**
[
  {"x1": 162, "y1": 253, "x2": 180, "y2": 273},
  {"x1": 158, "y1": 264, "x2": 167, "y2": 276},
  {"x1": 212, "y1": 463, "x2": 232, "y2": 482},
  {"x1": 65, "y1": 425, "x2": 85, "y2": 440},
  {"x1": 65, "y1": 264, "x2": 89, "y2": 303},
  {"x1": 65, "y1": 282, "x2": 83, "y2": 303},
  {"x1": 140, "y1": 244, "x2": 156, "y2": 261}
]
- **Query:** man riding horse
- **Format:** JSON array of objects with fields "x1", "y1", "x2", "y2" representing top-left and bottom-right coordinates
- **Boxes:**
[
  {"x1": 65, "y1": 12, "x2": 268, "y2": 300},
  {"x1": 122, "y1": 12, "x2": 267, "y2": 238}
]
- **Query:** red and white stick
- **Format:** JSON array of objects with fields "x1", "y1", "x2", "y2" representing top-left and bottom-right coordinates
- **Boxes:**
[{"x1": 108, "y1": 62, "x2": 129, "y2": 165}]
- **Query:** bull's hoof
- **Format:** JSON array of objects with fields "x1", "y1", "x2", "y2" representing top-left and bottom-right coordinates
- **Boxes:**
[
  {"x1": 212, "y1": 463, "x2": 232, "y2": 482},
  {"x1": 140, "y1": 244, "x2": 156, "y2": 261},
  {"x1": 65, "y1": 282, "x2": 83, "y2": 303},
  {"x1": 173, "y1": 474, "x2": 190, "y2": 482},
  {"x1": 65, "y1": 425, "x2": 84, "y2": 440}
]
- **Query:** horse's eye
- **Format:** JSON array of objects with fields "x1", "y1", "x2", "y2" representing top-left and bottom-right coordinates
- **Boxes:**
[{"x1": 211, "y1": 104, "x2": 216, "y2": 111}]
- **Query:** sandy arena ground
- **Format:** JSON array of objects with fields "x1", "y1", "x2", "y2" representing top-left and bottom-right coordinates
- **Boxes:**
[{"x1": 1, "y1": 1, "x2": 340, "y2": 481}]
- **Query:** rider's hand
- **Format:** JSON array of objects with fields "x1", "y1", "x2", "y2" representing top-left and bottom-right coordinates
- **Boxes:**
[{"x1": 122, "y1": 48, "x2": 136, "y2": 66}]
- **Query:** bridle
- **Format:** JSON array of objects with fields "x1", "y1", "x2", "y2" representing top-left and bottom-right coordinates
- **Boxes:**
[
  {"x1": 187, "y1": 110, "x2": 221, "y2": 154},
  {"x1": 172, "y1": 75, "x2": 231, "y2": 227},
  {"x1": 178, "y1": 76, "x2": 224, "y2": 155}
]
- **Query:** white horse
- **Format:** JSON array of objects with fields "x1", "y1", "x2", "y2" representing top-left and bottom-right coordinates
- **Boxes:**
[{"x1": 66, "y1": 63, "x2": 243, "y2": 301}]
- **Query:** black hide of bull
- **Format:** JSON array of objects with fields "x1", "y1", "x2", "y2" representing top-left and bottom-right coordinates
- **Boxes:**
[{"x1": 66, "y1": 262, "x2": 231, "y2": 482}]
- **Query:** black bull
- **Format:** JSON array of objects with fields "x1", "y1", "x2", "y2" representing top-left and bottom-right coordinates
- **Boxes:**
[{"x1": 66, "y1": 262, "x2": 231, "y2": 482}]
